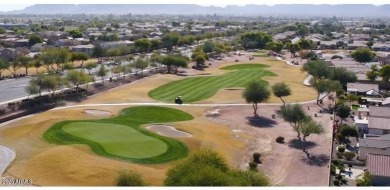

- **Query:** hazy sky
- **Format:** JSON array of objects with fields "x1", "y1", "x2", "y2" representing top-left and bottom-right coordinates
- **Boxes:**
[{"x1": 0, "y1": 1, "x2": 387, "y2": 11}]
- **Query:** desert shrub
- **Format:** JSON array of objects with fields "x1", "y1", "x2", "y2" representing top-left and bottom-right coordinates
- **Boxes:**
[
  {"x1": 116, "y1": 171, "x2": 145, "y2": 186},
  {"x1": 229, "y1": 170, "x2": 269, "y2": 186},
  {"x1": 336, "y1": 99, "x2": 345, "y2": 105},
  {"x1": 344, "y1": 151, "x2": 356, "y2": 161},
  {"x1": 338, "y1": 146, "x2": 346, "y2": 153},
  {"x1": 276, "y1": 136, "x2": 285, "y2": 143},
  {"x1": 336, "y1": 152, "x2": 344, "y2": 159},
  {"x1": 164, "y1": 149, "x2": 269, "y2": 186},
  {"x1": 253, "y1": 153, "x2": 261, "y2": 163},
  {"x1": 330, "y1": 164, "x2": 336, "y2": 175},
  {"x1": 331, "y1": 55, "x2": 343, "y2": 59},
  {"x1": 332, "y1": 160, "x2": 342, "y2": 166},
  {"x1": 336, "y1": 133, "x2": 345, "y2": 142},
  {"x1": 249, "y1": 161, "x2": 258, "y2": 171},
  {"x1": 339, "y1": 124, "x2": 358, "y2": 138}
]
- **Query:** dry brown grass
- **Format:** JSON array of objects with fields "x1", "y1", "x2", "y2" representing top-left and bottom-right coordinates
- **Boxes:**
[{"x1": 1, "y1": 105, "x2": 244, "y2": 186}]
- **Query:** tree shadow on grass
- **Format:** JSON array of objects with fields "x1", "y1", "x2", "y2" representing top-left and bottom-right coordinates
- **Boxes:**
[
  {"x1": 301, "y1": 153, "x2": 330, "y2": 167},
  {"x1": 246, "y1": 116, "x2": 277, "y2": 128},
  {"x1": 288, "y1": 139, "x2": 318, "y2": 150}
]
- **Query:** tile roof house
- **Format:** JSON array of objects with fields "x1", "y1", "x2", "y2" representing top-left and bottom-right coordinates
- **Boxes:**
[{"x1": 367, "y1": 154, "x2": 390, "y2": 186}]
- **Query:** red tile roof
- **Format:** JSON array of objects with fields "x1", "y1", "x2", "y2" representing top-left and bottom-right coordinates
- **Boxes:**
[{"x1": 367, "y1": 154, "x2": 390, "y2": 177}]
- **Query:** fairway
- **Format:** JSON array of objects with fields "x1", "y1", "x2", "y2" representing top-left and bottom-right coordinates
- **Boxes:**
[
  {"x1": 149, "y1": 63, "x2": 276, "y2": 103},
  {"x1": 43, "y1": 106, "x2": 193, "y2": 164}
]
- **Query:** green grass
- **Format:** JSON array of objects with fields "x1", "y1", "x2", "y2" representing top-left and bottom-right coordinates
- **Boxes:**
[
  {"x1": 252, "y1": 54, "x2": 269, "y2": 57},
  {"x1": 149, "y1": 63, "x2": 276, "y2": 103},
  {"x1": 43, "y1": 106, "x2": 194, "y2": 164},
  {"x1": 351, "y1": 104, "x2": 360, "y2": 110}
]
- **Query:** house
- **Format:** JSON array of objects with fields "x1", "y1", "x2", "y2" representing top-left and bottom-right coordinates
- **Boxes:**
[
  {"x1": 1, "y1": 38, "x2": 18, "y2": 47},
  {"x1": 367, "y1": 154, "x2": 390, "y2": 186},
  {"x1": 347, "y1": 83, "x2": 379, "y2": 95},
  {"x1": 372, "y1": 43, "x2": 390, "y2": 52},
  {"x1": 53, "y1": 39, "x2": 75, "y2": 47},
  {"x1": 30, "y1": 43, "x2": 43, "y2": 52},
  {"x1": 377, "y1": 54, "x2": 390, "y2": 65},
  {"x1": 368, "y1": 117, "x2": 390, "y2": 135},
  {"x1": 347, "y1": 42, "x2": 368, "y2": 50},
  {"x1": 70, "y1": 44, "x2": 95, "y2": 56},
  {"x1": 359, "y1": 134, "x2": 390, "y2": 161},
  {"x1": 382, "y1": 97, "x2": 390, "y2": 107},
  {"x1": 319, "y1": 41, "x2": 338, "y2": 50},
  {"x1": 14, "y1": 39, "x2": 29, "y2": 47},
  {"x1": 0, "y1": 48, "x2": 16, "y2": 61},
  {"x1": 100, "y1": 40, "x2": 134, "y2": 49}
]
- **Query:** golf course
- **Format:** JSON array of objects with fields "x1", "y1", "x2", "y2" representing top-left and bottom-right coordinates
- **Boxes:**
[
  {"x1": 43, "y1": 106, "x2": 193, "y2": 164},
  {"x1": 149, "y1": 63, "x2": 276, "y2": 102}
]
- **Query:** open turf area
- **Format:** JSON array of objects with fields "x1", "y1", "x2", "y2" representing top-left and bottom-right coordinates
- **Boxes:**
[
  {"x1": 149, "y1": 63, "x2": 276, "y2": 103},
  {"x1": 43, "y1": 106, "x2": 193, "y2": 164}
]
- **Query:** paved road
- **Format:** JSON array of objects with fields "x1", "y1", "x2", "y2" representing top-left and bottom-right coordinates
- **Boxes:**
[
  {"x1": 0, "y1": 77, "x2": 32, "y2": 103},
  {"x1": 0, "y1": 144, "x2": 16, "y2": 176}
]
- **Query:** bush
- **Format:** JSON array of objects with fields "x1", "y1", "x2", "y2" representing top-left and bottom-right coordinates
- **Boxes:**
[
  {"x1": 344, "y1": 152, "x2": 356, "y2": 161},
  {"x1": 253, "y1": 153, "x2": 261, "y2": 163},
  {"x1": 276, "y1": 136, "x2": 285, "y2": 143},
  {"x1": 336, "y1": 152, "x2": 344, "y2": 159},
  {"x1": 330, "y1": 165, "x2": 336, "y2": 175},
  {"x1": 331, "y1": 55, "x2": 343, "y2": 59},
  {"x1": 164, "y1": 149, "x2": 270, "y2": 186},
  {"x1": 333, "y1": 180, "x2": 340, "y2": 186},
  {"x1": 336, "y1": 133, "x2": 345, "y2": 142},
  {"x1": 338, "y1": 146, "x2": 346, "y2": 153},
  {"x1": 116, "y1": 171, "x2": 145, "y2": 186},
  {"x1": 249, "y1": 161, "x2": 258, "y2": 171}
]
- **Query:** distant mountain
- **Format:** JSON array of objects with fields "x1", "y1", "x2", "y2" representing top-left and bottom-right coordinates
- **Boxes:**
[{"x1": 4, "y1": 4, "x2": 390, "y2": 17}]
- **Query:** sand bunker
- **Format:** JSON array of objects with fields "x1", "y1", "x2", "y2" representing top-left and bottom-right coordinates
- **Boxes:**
[
  {"x1": 83, "y1": 109, "x2": 112, "y2": 116},
  {"x1": 146, "y1": 125, "x2": 191, "y2": 138}
]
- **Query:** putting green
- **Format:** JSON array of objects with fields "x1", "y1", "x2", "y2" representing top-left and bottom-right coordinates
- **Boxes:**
[
  {"x1": 44, "y1": 106, "x2": 193, "y2": 164},
  {"x1": 149, "y1": 63, "x2": 276, "y2": 103},
  {"x1": 62, "y1": 122, "x2": 168, "y2": 158}
]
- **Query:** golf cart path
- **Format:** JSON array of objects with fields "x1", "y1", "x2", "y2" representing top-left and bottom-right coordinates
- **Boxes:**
[
  {"x1": 0, "y1": 144, "x2": 16, "y2": 176},
  {"x1": 51, "y1": 99, "x2": 320, "y2": 111}
]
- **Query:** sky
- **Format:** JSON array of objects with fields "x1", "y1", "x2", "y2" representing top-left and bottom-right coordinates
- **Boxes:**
[{"x1": 0, "y1": 0, "x2": 388, "y2": 11}]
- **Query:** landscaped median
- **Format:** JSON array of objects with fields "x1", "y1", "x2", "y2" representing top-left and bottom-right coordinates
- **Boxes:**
[
  {"x1": 43, "y1": 106, "x2": 193, "y2": 164},
  {"x1": 148, "y1": 63, "x2": 276, "y2": 103}
]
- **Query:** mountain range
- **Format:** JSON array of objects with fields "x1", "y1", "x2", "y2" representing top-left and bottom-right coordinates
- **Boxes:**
[{"x1": 2, "y1": 4, "x2": 390, "y2": 17}]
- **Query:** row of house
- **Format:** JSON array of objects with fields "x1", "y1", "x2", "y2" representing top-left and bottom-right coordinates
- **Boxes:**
[{"x1": 346, "y1": 82, "x2": 390, "y2": 185}]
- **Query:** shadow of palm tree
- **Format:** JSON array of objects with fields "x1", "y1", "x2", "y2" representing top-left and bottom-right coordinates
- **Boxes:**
[
  {"x1": 301, "y1": 153, "x2": 329, "y2": 167},
  {"x1": 246, "y1": 116, "x2": 277, "y2": 128},
  {"x1": 288, "y1": 139, "x2": 318, "y2": 150}
]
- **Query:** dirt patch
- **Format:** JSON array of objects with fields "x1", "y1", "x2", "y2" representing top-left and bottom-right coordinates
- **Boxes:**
[
  {"x1": 83, "y1": 109, "x2": 112, "y2": 116},
  {"x1": 206, "y1": 101, "x2": 333, "y2": 186},
  {"x1": 146, "y1": 125, "x2": 191, "y2": 138}
]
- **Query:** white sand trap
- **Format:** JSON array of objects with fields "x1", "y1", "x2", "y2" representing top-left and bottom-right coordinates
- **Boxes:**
[
  {"x1": 146, "y1": 125, "x2": 192, "y2": 138},
  {"x1": 83, "y1": 109, "x2": 112, "y2": 116}
]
